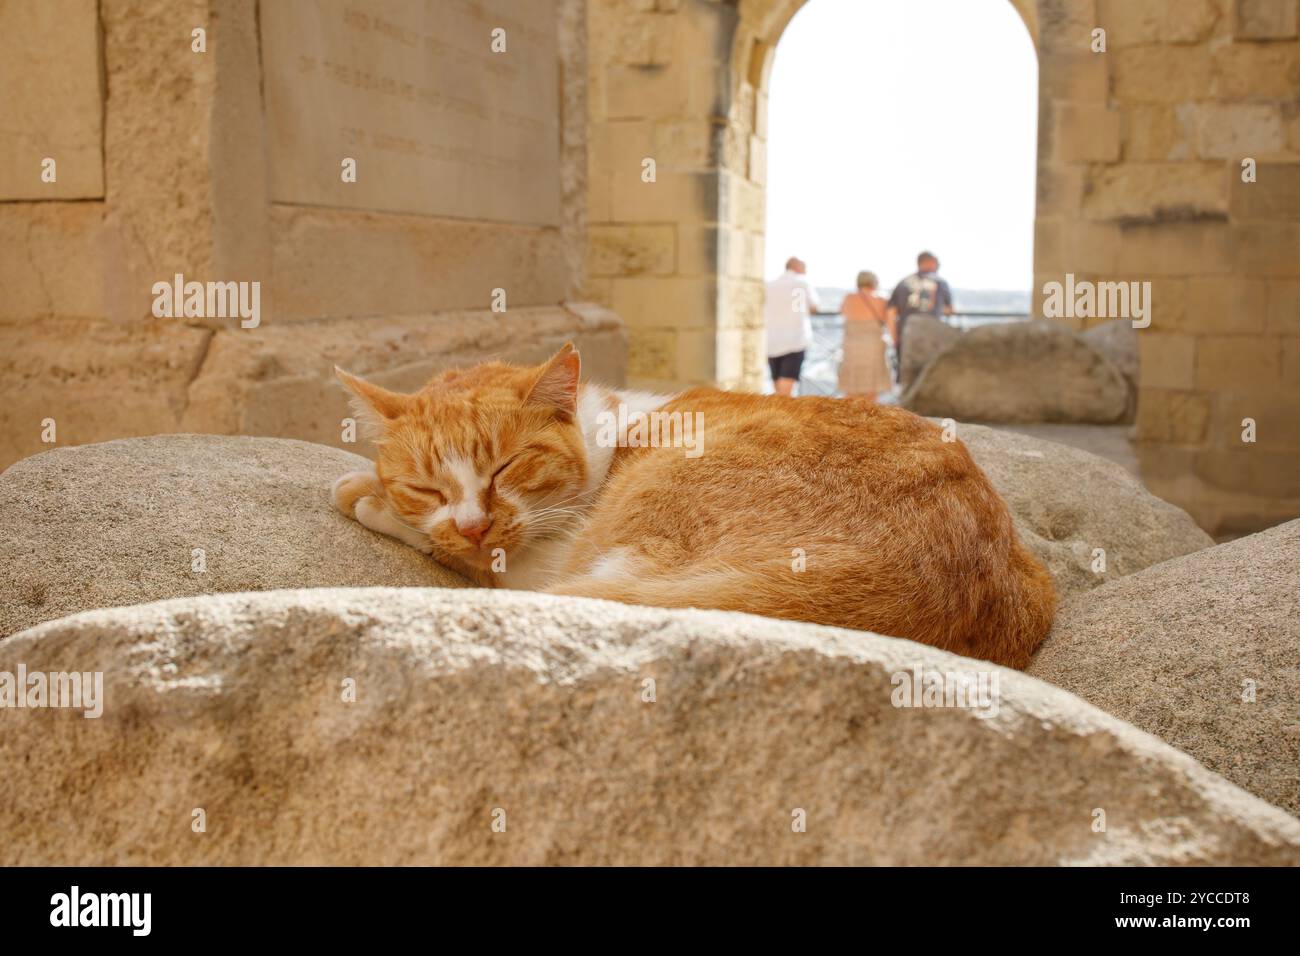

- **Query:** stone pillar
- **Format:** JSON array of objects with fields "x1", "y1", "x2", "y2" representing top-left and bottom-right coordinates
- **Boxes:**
[{"x1": 585, "y1": 0, "x2": 748, "y2": 391}]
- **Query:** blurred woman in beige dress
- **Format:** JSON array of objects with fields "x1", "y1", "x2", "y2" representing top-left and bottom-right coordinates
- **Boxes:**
[{"x1": 837, "y1": 271, "x2": 896, "y2": 401}]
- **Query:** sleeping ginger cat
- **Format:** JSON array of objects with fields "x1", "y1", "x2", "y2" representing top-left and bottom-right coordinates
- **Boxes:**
[{"x1": 331, "y1": 343, "x2": 1055, "y2": 668}]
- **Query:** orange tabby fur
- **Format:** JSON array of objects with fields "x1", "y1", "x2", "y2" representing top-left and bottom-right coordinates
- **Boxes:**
[{"x1": 332, "y1": 344, "x2": 1056, "y2": 668}]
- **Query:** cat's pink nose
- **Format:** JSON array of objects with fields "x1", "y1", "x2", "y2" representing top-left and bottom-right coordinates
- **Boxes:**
[{"x1": 457, "y1": 516, "x2": 492, "y2": 545}]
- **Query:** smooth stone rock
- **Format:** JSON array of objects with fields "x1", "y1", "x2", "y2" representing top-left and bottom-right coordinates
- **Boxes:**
[
  {"x1": 899, "y1": 314, "x2": 961, "y2": 388},
  {"x1": 1081, "y1": 318, "x2": 1138, "y2": 388},
  {"x1": 0, "y1": 435, "x2": 466, "y2": 638},
  {"x1": 956, "y1": 423, "x2": 1212, "y2": 598},
  {"x1": 2, "y1": 588, "x2": 1297, "y2": 865},
  {"x1": 1081, "y1": 319, "x2": 1139, "y2": 421},
  {"x1": 903, "y1": 321, "x2": 1129, "y2": 424},
  {"x1": 1029, "y1": 520, "x2": 1300, "y2": 816}
]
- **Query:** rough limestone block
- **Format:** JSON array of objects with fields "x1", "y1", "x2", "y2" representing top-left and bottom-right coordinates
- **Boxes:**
[
  {"x1": 1115, "y1": 221, "x2": 1231, "y2": 277},
  {"x1": 1113, "y1": 46, "x2": 1216, "y2": 103},
  {"x1": 1097, "y1": 0, "x2": 1223, "y2": 45},
  {"x1": 1031, "y1": 520, "x2": 1300, "y2": 815},
  {"x1": 0, "y1": 318, "x2": 212, "y2": 469},
  {"x1": 0, "y1": 436, "x2": 467, "y2": 637},
  {"x1": 267, "y1": 205, "x2": 571, "y2": 322},
  {"x1": 1230, "y1": 162, "x2": 1300, "y2": 220},
  {"x1": 0, "y1": 304, "x2": 626, "y2": 471},
  {"x1": 0, "y1": 203, "x2": 106, "y2": 320},
  {"x1": 1267, "y1": 278, "x2": 1300, "y2": 333},
  {"x1": 0, "y1": 0, "x2": 103, "y2": 199},
  {"x1": 1184, "y1": 276, "x2": 1268, "y2": 334},
  {"x1": 902, "y1": 321, "x2": 1130, "y2": 424},
  {"x1": 1082, "y1": 163, "x2": 1228, "y2": 222},
  {"x1": 1235, "y1": 0, "x2": 1299, "y2": 39},
  {"x1": 898, "y1": 315, "x2": 961, "y2": 388},
  {"x1": 1195, "y1": 446, "x2": 1300, "y2": 498},
  {"x1": 1196, "y1": 103, "x2": 1286, "y2": 160},
  {"x1": 1133, "y1": 388, "x2": 1212, "y2": 445},
  {"x1": 1214, "y1": 41, "x2": 1300, "y2": 99},
  {"x1": 955, "y1": 422, "x2": 1212, "y2": 599},
  {"x1": 1054, "y1": 104, "x2": 1120, "y2": 163},
  {"x1": 2, "y1": 588, "x2": 1296, "y2": 864},
  {"x1": 1137, "y1": 332, "x2": 1196, "y2": 390},
  {"x1": 587, "y1": 224, "x2": 677, "y2": 277},
  {"x1": 1195, "y1": 334, "x2": 1282, "y2": 388},
  {"x1": 1231, "y1": 223, "x2": 1300, "y2": 277}
]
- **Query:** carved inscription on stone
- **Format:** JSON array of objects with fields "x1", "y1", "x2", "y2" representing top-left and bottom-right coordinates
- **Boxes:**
[{"x1": 261, "y1": 0, "x2": 561, "y2": 224}]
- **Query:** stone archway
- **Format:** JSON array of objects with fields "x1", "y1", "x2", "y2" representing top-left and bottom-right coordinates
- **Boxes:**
[
  {"x1": 585, "y1": 0, "x2": 1039, "y2": 395},
  {"x1": 585, "y1": 0, "x2": 1300, "y2": 534},
  {"x1": 731, "y1": 0, "x2": 1041, "y2": 393}
]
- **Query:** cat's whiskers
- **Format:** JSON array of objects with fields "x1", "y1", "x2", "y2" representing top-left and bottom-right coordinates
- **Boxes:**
[
  {"x1": 516, "y1": 499, "x2": 591, "y2": 551},
  {"x1": 521, "y1": 514, "x2": 585, "y2": 540}
]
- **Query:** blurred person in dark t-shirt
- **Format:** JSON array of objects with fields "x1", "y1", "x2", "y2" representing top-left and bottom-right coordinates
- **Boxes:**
[{"x1": 886, "y1": 251, "x2": 954, "y2": 378}]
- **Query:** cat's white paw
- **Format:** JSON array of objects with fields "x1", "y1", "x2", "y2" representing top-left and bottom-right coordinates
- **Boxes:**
[
  {"x1": 353, "y1": 495, "x2": 387, "y2": 531},
  {"x1": 355, "y1": 496, "x2": 434, "y2": 554},
  {"x1": 331, "y1": 468, "x2": 380, "y2": 518}
]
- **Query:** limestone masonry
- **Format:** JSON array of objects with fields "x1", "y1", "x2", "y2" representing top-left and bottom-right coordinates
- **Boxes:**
[{"x1": 1, "y1": 0, "x2": 1297, "y2": 537}]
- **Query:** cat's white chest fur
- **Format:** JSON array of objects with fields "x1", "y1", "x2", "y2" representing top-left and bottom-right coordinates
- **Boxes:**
[{"x1": 491, "y1": 535, "x2": 578, "y2": 590}]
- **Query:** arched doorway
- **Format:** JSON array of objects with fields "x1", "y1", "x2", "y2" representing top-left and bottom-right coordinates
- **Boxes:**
[
  {"x1": 762, "y1": 0, "x2": 1038, "y2": 396},
  {"x1": 581, "y1": 0, "x2": 1039, "y2": 394}
]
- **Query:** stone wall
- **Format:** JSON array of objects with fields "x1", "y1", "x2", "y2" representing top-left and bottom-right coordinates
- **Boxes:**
[
  {"x1": 3, "y1": 0, "x2": 1295, "y2": 534},
  {"x1": 1068, "y1": 0, "x2": 1299, "y2": 537},
  {"x1": 0, "y1": 0, "x2": 626, "y2": 468},
  {"x1": 583, "y1": 0, "x2": 1299, "y2": 534}
]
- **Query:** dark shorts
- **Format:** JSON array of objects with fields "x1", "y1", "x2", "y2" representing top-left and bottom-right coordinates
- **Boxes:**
[{"x1": 768, "y1": 350, "x2": 805, "y2": 383}]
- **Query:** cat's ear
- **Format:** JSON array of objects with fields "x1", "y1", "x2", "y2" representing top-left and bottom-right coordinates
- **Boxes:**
[
  {"x1": 525, "y1": 343, "x2": 581, "y2": 421},
  {"x1": 335, "y1": 367, "x2": 409, "y2": 434}
]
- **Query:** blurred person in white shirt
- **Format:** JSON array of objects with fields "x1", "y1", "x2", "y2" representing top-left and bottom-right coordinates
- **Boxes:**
[{"x1": 764, "y1": 256, "x2": 821, "y2": 396}]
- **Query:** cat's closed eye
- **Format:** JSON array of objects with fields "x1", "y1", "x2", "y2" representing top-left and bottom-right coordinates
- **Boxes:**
[
  {"x1": 392, "y1": 482, "x2": 445, "y2": 506},
  {"x1": 491, "y1": 456, "x2": 522, "y2": 485}
]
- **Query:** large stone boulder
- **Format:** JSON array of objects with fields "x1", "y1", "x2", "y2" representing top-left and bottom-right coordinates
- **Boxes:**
[
  {"x1": 2, "y1": 588, "x2": 1296, "y2": 865},
  {"x1": 1081, "y1": 319, "x2": 1139, "y2": 422},
  {"x1": 1081, "y1": 319, "x2": 1138, "y2": 389},
  {"x1": 957, "y1": 423, "x2": 1212, "y2": 599},
  {"x1": 1029, "y1": 520, "x2": 1300, "y2": 816},
  {"x1": 903, "y1": 320, "x2": 1129, "y2": 423},
  {"x1": 898, "y1": 314, "x2": 960, "y2": 388},
  {"x1": 0, "y1": 436, "x2": 466, "y2": 637}
]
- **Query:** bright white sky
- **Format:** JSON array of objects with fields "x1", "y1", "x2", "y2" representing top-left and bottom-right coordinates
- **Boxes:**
[{"x1": 764, "y1": 0, "x2": 1038, "y2": 293}]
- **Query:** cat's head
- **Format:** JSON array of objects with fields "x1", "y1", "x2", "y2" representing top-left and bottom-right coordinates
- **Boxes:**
[{"x1": 335, "y1": 344, "x2": 589, "y2": 570}]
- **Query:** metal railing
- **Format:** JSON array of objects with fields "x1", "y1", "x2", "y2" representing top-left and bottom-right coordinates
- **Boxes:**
[
  {"x1": 945, "y1": 309, "x2": 1030, "y2": 331},
  {"x1": 797, "y1": 310, "x2": 1031, "y2": 396}
]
